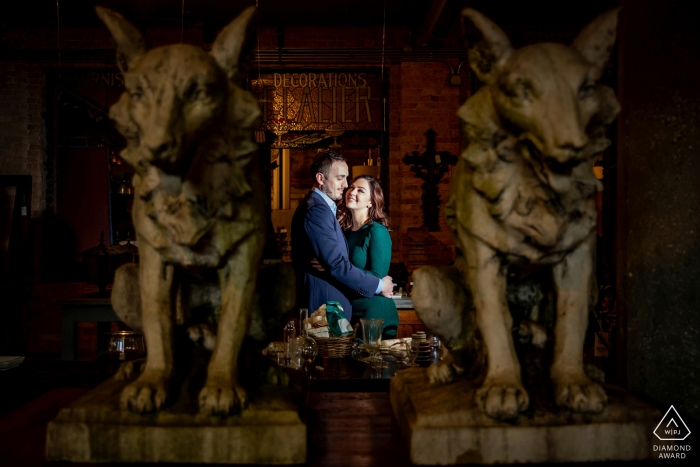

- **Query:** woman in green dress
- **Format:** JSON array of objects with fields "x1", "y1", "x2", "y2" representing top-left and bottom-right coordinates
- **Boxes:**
[{"x1": 337, "y1": 175, "x2": 398, "y2": 338}]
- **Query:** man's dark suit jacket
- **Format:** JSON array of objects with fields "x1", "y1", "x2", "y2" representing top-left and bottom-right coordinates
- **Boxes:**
[{"x1": 291, "y1": 190, "x2": 378, "y2": 320}]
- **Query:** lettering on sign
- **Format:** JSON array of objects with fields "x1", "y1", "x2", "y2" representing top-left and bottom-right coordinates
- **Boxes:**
[
  {"x1": 61, "y1": 70, "x2": 125, "y2": 88},
  {"x1": 251, "y1": 72, "x2": 383, "y2": 131}
]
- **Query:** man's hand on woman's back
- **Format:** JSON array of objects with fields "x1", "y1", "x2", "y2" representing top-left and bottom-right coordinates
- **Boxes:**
[
  {"x1": 310, "y1": 258, "x2": 325, "y2": 272},
  {"x1": 312, "y1": 258, "x2": 393, "y2": 298}
]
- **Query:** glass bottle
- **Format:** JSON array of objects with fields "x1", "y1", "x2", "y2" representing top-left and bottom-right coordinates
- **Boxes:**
[
  {"x1": 283, "y1": 320, "x2": 296, "y2": 364},
  {"x1": 299, "y1": 308, "x2": 318, "y2": 364}
]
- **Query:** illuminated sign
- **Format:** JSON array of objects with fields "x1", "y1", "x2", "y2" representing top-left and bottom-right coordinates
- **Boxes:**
[{"x1": 251, "y1": 71, "x2": 383, "y2": 131}]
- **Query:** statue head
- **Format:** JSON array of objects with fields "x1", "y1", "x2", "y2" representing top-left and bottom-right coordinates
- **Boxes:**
[
  {"x1": 96, "y1": 6, "x2": 260, "y2": 174},
  {"x1": 460, "y1": 8, "x2": 620, "y2": 190}
]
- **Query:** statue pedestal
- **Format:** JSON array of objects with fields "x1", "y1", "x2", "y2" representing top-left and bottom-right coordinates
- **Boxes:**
[
  {"x1": 46, "y1": 377, "x2": 306, "y2": 464},
  {"x1": 391, "y1": 368, "x2": 661, "y2": 465}
]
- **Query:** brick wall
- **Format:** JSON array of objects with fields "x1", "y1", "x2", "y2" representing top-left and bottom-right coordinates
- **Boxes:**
[
  {"x1": 0, "y1": 61, "x2": 46, "y2": 216},
  {"x1": 389, "y1": 61, "x2": 464, "y2": 270}
]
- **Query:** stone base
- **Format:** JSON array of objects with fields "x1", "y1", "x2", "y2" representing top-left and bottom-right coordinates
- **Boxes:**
[
  {"x1": 391, "y1": 368, "x2": 662, "y2": 464},
  {"x1": 46, "y1": 377, "x2": 306, "y2": 464}
]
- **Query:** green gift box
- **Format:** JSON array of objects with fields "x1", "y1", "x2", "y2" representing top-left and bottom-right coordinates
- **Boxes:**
[{"x1": 325, "y1": 301, "x2": 353, "y2": 337}]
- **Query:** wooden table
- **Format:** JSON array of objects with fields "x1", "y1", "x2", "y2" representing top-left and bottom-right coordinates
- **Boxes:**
[
  {"x1": 278, "y1": 356, "x2": 411, "y2": 467},
  {"x1": 58, "y1": 295, "x2": 121, "y2": 360}
]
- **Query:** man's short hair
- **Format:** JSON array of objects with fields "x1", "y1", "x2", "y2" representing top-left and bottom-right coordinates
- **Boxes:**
[{"x1": 310, "y1": 150, "x2": 345, "y2": 180}]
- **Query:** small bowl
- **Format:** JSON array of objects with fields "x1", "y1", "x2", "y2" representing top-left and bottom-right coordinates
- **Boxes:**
[{"x1": 106, "y1": 331, "x2": 146, "y2": 361}]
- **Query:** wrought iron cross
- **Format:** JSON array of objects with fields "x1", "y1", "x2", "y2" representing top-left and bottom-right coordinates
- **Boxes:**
[{"x1": 402, "y1": 129, "x2": 457, "y2": 231}]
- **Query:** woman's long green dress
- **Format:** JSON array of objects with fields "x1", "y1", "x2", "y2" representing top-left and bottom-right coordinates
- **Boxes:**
[{"x1": 345, "y1": 222, "x2": 399, "y2": 338}]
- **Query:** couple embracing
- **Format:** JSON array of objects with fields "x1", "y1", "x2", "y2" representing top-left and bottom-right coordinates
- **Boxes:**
[{"x1": 291, "y1": 150, "x2": 399, "y2": 338}]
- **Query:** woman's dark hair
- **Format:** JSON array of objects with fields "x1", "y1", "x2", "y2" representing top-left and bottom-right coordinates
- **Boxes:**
[{"x1": 337, "y1": 175, "x2": 389, "y2": 230}]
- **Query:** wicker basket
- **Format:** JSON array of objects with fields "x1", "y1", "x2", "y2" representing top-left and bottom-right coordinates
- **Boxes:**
[{"x1": 313, "y1": 324, "x2": 359, "y2": 358}]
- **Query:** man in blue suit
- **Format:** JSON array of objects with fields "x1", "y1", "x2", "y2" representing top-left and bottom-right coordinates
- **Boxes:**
[{"x1": 292, "y1": 150, "x2": 393, "y2": 320}]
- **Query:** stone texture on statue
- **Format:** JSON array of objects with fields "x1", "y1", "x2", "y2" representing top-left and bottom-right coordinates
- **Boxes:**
[
  {"x1": 410, "y1": 7, "x2": 622, "y2": 422},
  {"x1": 391, "y1": 369, "x2": 662, "y2": 464},
  {"x1": 47, "y1": 5, "x2": 304, "y2": 464},
  {"x1": 94, "y1": 5, "x2": 270, "y2": 418},
  {"x1": 46, "y1": 377, "x2": 306, "y2": 464}
]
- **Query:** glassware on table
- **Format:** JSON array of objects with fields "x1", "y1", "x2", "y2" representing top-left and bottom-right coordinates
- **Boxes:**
[
  {"x1": 388, "y1": 342, "x2": 407, "y2": 362},
  {"x1": 287, "y1": 336, "x2": 303, "y2": 369},
  {"x1": 297, "y1": 308, "x2": 318, "y2": 364},
  {"x1": 360, "y1": 318, "x2": 384, "y2": 360},
  {"x1": 300, "y1": 336, "x2": 319, "y2": 364},
  {"x1": 371, "y1": 352, "x2": 384, "y2": 370},
  {"x1": 404, "y1": 340, "x2": 419, "y2": 367},
  {"x1": 351, "y1": 338, "x2": 366, "y2": 361},
  {"x1": 283, "y1": 320, "x2": 297, "y2": 364},
  {"x1": 430, "y1": 336, "x2": 442, "y2": 361},
  {"x1": 264, "y1": 342, "x2": 286, "y2": 364},
  {"x1": 107, "y1": 331, "x2": 145, "y2": 361}
]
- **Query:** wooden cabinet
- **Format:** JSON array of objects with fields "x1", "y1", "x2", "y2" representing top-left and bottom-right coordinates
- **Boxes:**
[{"x1": 395, "y1": 297, "x2": 427, "y2": 339}]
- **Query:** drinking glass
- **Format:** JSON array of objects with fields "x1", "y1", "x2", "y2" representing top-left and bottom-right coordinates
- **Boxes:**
[
  {"x1": 300, "y1": 337, "x2": 318, "y2": 363},
  {"x1": 288, "y1": 336, "x2": 303, "y2": 369},
  {"x1": 283, "y1": 320, "x2": 296, "y2": 364},
  {"x1": 360, "y1": 318, "x2": 383, "y2": 359},
  {"x1": 405, "y1": 340, "x2": 419, "y2": 367}
]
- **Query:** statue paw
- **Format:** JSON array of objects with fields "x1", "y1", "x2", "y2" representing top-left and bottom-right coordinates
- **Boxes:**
[
  {"x1": 198, "y1": 378, "x2": 248, "y2": 416},
  {"x1": 427, "y1": 360, "x2": 463, "y2": 385},
  {"x1": 475, "y1": 378, "x2": 529, "y2": 419},
  {"x1": 114, "y1": 358, "x2": 146, "y2": 381},
  {"x1": 120, "y1": 370, "x2": 170, "y2": 413},
  {"x1": 554, "y1": 374, "x2": 607, "y2": 413}
]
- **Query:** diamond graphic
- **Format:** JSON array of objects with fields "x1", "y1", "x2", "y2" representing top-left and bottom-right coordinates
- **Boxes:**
[{"x1": 654, "y1": 405, "x2": 691, "y2": 441}]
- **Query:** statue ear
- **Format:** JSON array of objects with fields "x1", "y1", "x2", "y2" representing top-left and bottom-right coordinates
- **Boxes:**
[
  {"x1": 95, "y1": 6, "x2": 146, "y2": 73},
  {"x1": 572, "y1": 8, "x2": 621, "y2": 70},
  {"x1": 462, "y1": 9, "x2": 512, "y2": 84},
  {"x1": 211, "y1": 6, "x2": 257, "y2": 82}
]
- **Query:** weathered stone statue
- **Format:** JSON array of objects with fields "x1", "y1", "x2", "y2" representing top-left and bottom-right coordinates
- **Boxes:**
[
  {"x1": 98, "y1": 5, "x2": 269, "y2": 417},
  {"x1": 392, "y1": 8, "x2": 663, "y2": 464},
  {"x1": 413, "y1": 7, "x2": 620, "y2": 419},
  {"x1": 47, "y1": 7, "x2": 304, "y2": 464}
]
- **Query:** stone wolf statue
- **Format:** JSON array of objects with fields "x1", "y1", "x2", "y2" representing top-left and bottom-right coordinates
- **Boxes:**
[
  {"x1": 412, "y1": 8, "x2": 620, "y2": 420},
  {"x1": 97, "y1": 6, "x2": 290, "y2": 416}
]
